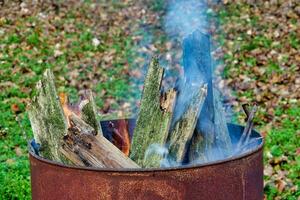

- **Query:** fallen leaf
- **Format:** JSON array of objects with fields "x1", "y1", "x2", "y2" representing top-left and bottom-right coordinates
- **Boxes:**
[
  {"x1": 11, "y1": 104, "x2": 20, "y2": 114},
  {"x1": 15, "y1": 146, "x2": 23, "y2": 157}
]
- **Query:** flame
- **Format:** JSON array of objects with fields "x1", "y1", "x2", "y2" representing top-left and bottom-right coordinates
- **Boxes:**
[
  {"x1": 110, "y1": 120, "x2": 131, "y2": 156},
  {"x1": 59, "y1": 93, "x2": 80, "y2": 125},
  {"x1": 59, "y1": 92, "x2": 131, "y2": 156}
]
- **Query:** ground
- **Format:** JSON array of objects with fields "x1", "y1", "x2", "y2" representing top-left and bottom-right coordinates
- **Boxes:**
[{"x1": 0, "y1": 0, "x2": 299, "y2": 199}]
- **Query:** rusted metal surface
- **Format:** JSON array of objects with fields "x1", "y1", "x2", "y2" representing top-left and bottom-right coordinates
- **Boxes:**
[{"x1": 29, "y1": 121, "x2": 264, "y2": 200}]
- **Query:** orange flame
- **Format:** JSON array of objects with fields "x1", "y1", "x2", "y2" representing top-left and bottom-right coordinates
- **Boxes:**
[
  {"x1": 59, "y1": 93, "x2": 80, "y2": 125},
  {"x1": 59, "y1": 92, "x2": 131, "y2": 156},
  {"x1": 110, "y1": 120, "x2": 131, "y2": 156}
]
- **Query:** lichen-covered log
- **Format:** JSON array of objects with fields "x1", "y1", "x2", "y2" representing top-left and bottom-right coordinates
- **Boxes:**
[
  {"x1": 61, "y1": 114, "x2": 139, "y2": 168},
  {"x1": 213, "y1": 88, "x2": 232, "y2": 157},
  {"x1": 80, "y1": 90, "x2": 102, "y2": 136},
  {"x1": 167, "y1": 84, "x2": 207, "y2": 163},
  {"x1": 130, "y1": 57, "x2": 177, "y2": 168},
  {"x1": 28, "y1": 69, "x2": 68, "y2": 162}
]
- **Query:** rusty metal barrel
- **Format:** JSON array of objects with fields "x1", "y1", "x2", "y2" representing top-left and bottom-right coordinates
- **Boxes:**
[{"x1": 29, "y1": 121, "x2": 264, "y2": 200}]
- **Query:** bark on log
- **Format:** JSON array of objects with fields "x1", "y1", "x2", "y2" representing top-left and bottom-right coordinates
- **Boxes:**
[
  {"x1": 167, "y1": 84, "x2": 207, "y2": 163},
  {"x1": 130, "y1": 57, "x2": 177, "y2": 168},
  {"x1": 28, "y1": 69, "x2": 68, "y2": 163},
  {"x1": 61, "y1": 114, "x2": 140, "y2": 168}
]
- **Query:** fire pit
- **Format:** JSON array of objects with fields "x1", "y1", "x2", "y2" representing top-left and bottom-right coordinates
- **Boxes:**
[{"x1": 29, "y1": 119, "x2": 263, "y2": 200}]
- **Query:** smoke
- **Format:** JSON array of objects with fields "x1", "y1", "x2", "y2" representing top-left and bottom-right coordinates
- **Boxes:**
[
  {"x1": 141, "y1": 0, "x2": 262, "y2": 167},
  {"x1": 164, "y1": 0, "x2": 209, "y2": 38}
]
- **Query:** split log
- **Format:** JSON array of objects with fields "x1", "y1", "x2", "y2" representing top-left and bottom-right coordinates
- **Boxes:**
[
  {"x1": 130, "y1": 57, "x2": 177, "y2": 168},
  {"x1": 167, "y1": 84, "x2": 207, "y2": 163},
  {"x1": 188, "y1": 129, "x2": 207, "y2": 163},
  {"x1": 213, "y1": 88, "x2": 232, "y2": 157},
  {"x1": 28, "y1": 69, "x2": 68, "y2": 163},
  {"x1": 183, "y1": 30, "x2": 215, "y2": 162},
  {"x1": 189, "y1": 88, "x2": 233, "y2": 163},
  {"x1": 28, "y1": 69, "x2": 139, "y2": 168},
  {"x1": 61, "y1": 114, "x2": 139, "y2": 168}
]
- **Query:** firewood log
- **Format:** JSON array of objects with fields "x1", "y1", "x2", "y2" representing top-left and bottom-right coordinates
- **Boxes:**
[
  {"x1": 130, "y1": 57, "x2": 177, "y2": 168},
  {"x1": 28, "y1": 69, "x2": 69, "y2": 163},
  {"x1": 183, "y1": 30, "x2": 215, "y2": 162},
  {"x1": 61, "y1": 114, "x2": 140, "y2": 168},
  {"x1": 212, "y1": 88, "x2": 232, "y2": 157},
  {"x1": 28, "y1": 69, "x2": 139, "y2": 168},
  {"x1": 80, "y1": 90, "x2": 103, "y2": 136},
  {"x1": 167, "y1": 84, "x2": 207, "y2": 163}
]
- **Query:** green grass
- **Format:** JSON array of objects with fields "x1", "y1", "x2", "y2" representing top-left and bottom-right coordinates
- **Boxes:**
[
  {"x1": 219, "y1": 2, "x2": 300, "y2": 199},
  {"x1": 264, "y1": 106, "x2": 300, "y2": 199}
]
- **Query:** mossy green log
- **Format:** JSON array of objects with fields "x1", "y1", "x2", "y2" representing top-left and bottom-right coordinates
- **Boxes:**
[
  {"x1": 80, "y1": 90, "x2": 103, "y2": 136},
  {"x1": 130, "y1": 57, "x2": 177, "y2": 168},
  {"x1": 28, "y1": 69, "x2": 68, "y2": 163}
]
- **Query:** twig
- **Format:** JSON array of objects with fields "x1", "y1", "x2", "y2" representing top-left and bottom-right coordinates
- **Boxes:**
[
  {"x1": 242, "y1": 104, "x2": 250, "y2": 120},
  {"x1": 237, "y1": 137, "x2": 263, "y2": 154}
]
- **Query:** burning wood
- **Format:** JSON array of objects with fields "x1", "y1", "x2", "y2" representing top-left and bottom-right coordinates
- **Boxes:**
[
  {"x1": 109, "y1": 120, "x2": 131, "y2": 156},
  {"x1": 61, "y1": 114, "x2": 139, "y2": 168}
]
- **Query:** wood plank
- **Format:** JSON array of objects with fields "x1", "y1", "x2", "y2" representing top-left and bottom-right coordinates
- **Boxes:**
[
  {"x1": 183, "y1": 30, "x2": 215, "y2": 162},
  {"x1": 213, "y1": 88, "x2": 232, "y2": 157}
]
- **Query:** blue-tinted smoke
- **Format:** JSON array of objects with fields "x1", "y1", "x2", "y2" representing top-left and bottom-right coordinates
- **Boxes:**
[{"x1": 164, "y1": 0, "x2": 209, "y2": 39}]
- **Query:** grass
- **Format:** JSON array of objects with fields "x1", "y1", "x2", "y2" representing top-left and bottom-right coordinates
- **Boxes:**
[
  {"x1": 219, "y1": 2, "x2": 299, "y2": 199},
  {"x1": 263, "y1": 106, "x2": 300, "y2": 199}
]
